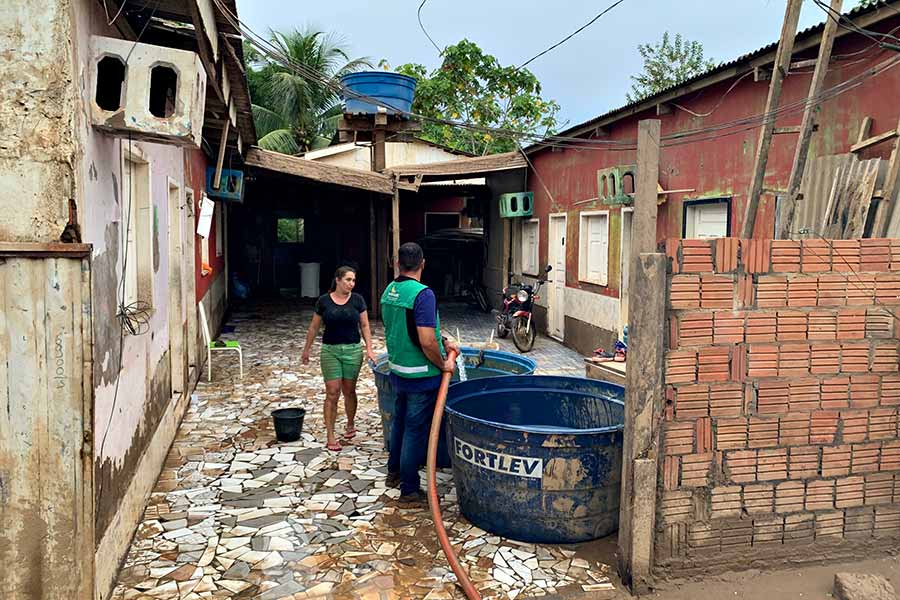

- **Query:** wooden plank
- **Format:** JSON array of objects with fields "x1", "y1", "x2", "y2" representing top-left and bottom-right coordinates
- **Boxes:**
[
  {"x1": 0, "y1": 242, "x2": 91, "y2": 257},
  {"x1": 387, "y1": 151, "x2": 526, "y2": 179},
  {"x1": 857, "y1": 116, "x2": 873, "y2": 145},
  {"x1": 246, "y1": 147, "x2": 394, "y2": 195},
  {"x1": 851, "y1": 128, "x2": 899, "y2": 153},
  {"x1": 634, "y1": 120, "x2": 661, "y2": 255},
  {"x1": 392, "y1": 186, "x2": 400, "y2": 278},
  {"x1": 212, "y1": 117, "x2": 230, "y2": 190},
  {"x1": 773, "y1": 126, "x2": 801, "y2": 135},
  {"x1": 842, "y1": 159, "x2": 880, "y2": 238},
  {"x1": 778, "y1": 0, "x2": 842, "y2": 240},
  {"x1": 878, "y1": 118, "x2": 900, "y2": 236},
  {"x1": 186, "y1": 0, "x2": 225, "y2": 105},
  {"x1": 742, "y1": 0, "x2": 803, "y2": 239}
]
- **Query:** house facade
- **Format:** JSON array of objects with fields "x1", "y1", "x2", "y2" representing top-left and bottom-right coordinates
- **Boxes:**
[
  {"x1": 514, "y1": 1, "x2": 900, "y2": 356},
  {"x1": 0, "y1": 1, "x2": 254, "y2": 598}
]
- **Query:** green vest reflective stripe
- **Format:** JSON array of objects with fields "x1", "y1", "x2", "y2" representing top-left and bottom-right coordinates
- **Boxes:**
[{"x1": 380, "y1": 278, "x2": 444, "y2": 379}]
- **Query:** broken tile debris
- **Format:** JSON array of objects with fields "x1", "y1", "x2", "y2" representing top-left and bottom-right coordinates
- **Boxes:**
[{"x1": 110, "y1": 303, "x2": 612, "y2": 600}]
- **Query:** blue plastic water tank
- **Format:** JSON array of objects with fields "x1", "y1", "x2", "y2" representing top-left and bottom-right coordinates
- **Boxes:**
[
  {"x1": 371, "y1": 348, "x2": 536, "y2": 466},
  {"x1": 445, "y1": 375, "x2": 625, "y2": 543},
  {"x1": 340, "y1": 71, "x2": 417, "y2": 115}
]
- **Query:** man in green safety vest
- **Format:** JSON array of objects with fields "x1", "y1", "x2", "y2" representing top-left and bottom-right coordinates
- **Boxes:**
[{"x1": 381, "y1": 242, "x2": 457, "y2": 504}]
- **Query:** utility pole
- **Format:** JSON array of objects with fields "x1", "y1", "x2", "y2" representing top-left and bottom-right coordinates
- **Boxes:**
[
  {"x1": 741, "y1": 0, "x2": 803, "y2": 239},
  {"x1": 619, "y1": 120, "x2": 666, "y2": 592},
  {"x1": 778, "y1": 0, "x2": 842, "y2": 239}
]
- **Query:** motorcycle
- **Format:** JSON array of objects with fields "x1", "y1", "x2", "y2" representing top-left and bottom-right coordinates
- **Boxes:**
[{"x1": 496, "y1": 265, "x2": 552, "y2": 353}]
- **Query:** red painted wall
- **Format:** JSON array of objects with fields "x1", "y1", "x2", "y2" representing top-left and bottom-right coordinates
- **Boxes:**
[
  {"x1": 400, "y1": 194, "x2": 467, "y2": 243},
  {"x1": 528, "y1": 22, "x2": 900, "y2": 300},
  {"x1": 184, "y1": 148, "x2": 225, "y2": 301}
]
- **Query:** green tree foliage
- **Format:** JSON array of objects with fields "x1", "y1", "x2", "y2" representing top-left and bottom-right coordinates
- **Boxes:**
[
  {"x1": 393, "y1": 40, "x2": 560, "y2": 155},
  {"x1": 856, "y1": 0, "x2": 878, "y2": 7},
  {"x1": 627, "y1": 32, "x2": 717, "y2": 103},
  {"x1": 246, "y1": 29, "x2": 372, "y2": 154}
]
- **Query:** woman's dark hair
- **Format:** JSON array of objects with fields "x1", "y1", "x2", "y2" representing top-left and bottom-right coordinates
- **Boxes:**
[{"x1": 329, "y1": 265, "x2": 356, "y2": 292}]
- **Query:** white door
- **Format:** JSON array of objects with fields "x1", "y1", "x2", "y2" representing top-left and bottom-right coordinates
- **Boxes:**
[
  {"x1": 548, "y1": 215, "x2": 566, "y2": 341},
  {"x1": 685, "y1": 201, "x2": 729, "y2": 239},
  {"x1": 620, "y1": 209, "x2": 633, "y2": 336}
]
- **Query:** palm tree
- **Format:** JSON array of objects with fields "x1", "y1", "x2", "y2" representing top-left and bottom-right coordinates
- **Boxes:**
[{"x1": 246, "y1": 29, "x2": 372, "y2": 154}]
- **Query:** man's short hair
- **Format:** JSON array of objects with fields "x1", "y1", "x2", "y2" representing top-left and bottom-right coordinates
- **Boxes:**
[{"x1": 398, "y1": 242, "x2": 424, "y2": 272}]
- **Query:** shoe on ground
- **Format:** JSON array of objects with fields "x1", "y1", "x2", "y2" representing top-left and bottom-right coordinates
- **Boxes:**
[
  {"x1": 386, "y1": 471, "x2": 401, "y2": 488},
  {"x1": 398, "y1": 489, "x2": 428, "y2": 506}
]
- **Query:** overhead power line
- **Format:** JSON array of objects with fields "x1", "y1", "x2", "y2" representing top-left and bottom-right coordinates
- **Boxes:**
[
  {"x1": 418, "y1": 0, "x2": 442, "y2": 54},
  {"x1": 518, "y1": 0, "x2": 629, "y2": 69},
  {"x1": 214, "y1": 0, "x2": 900, "y2": 153}
]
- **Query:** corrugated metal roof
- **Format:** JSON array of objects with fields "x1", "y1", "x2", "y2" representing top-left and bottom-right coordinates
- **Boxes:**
[{"x1": 529, "y1": 0, "x2": 900, "y2": 151}]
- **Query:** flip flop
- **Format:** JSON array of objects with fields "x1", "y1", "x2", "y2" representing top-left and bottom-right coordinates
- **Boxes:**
[
  {"x1": 326, "y1": 441, "x2": 342, "y2": 452},
  {"x1": 343, "y1": 427, "x2": 358, "y2": 440}
]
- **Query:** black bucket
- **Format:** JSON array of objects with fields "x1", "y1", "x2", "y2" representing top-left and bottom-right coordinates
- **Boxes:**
[{"x1": 271, "y1": 407, "x2": 305, "y2": 442}]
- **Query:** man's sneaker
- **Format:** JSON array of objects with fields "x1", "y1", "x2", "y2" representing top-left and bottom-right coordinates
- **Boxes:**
[
  {"x1": 397, "y1": 489, "x2": 428, "y2": 506},
  {"x1": 386, "y1": 471, "x2": 401, "y2": 488}
]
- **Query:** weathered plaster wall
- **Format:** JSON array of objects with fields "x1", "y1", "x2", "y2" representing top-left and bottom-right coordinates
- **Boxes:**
[
  {"x1": 0, "y1": 1, "x2": 77, "y2": 241},
  {"x1": 70, "y1": 0, "x2": 187, "y2": 547},
  {"x1": 526, "y1": 21, "x2": 900, "y2": 353}
]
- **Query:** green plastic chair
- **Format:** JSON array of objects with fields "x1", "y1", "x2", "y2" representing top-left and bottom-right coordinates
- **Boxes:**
[{"x1": 198, "y1": 301, "x2": 243, "y2": 382}]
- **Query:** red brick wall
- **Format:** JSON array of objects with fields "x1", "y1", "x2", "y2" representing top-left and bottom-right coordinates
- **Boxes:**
[{"x1": 658, "y1": 237, "x2": 900, "y2": 573}]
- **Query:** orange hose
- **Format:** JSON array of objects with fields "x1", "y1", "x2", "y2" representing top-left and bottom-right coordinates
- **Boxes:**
[{"x1": 427, "y1": 349, "x2": 482, "y2": 600}]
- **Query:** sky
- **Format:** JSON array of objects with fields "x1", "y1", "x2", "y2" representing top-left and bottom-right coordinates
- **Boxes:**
[{"x1": 235, "y1": 0, "x2": 833, "y2": 129}]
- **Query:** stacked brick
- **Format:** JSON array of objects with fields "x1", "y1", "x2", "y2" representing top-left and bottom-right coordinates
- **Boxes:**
[{"x1": 659, "y1": 238, "x2": 900, "y2": 571}]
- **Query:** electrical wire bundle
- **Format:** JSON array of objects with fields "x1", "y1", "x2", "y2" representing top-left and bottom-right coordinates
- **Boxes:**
[{"x1": 213, "y1": 0, "x2": 900, "y2": 154}]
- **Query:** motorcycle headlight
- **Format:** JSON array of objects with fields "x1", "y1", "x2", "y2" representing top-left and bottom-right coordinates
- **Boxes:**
[{"x1": 516, "y1": 290, "x2": 529, "y2": 303}]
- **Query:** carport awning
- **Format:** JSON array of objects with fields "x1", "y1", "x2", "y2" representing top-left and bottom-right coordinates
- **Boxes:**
[
  {"x1": 245, "y1": 147, "x2": 395, "y2": 195},
  {"x1": 387, "y1": 151, "x2": 526, "y2": 182}
]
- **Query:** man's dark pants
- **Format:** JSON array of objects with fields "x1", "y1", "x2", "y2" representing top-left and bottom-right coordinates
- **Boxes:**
[{"x1": 387, "y1": 387, "x2": 438, "y2": 496}]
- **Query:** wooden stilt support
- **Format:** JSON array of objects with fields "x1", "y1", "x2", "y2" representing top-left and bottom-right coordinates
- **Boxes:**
[
  {"x1": 741, "y1": 0, "x2": 803, "y2": 238},
  {"x1": 392, "y1": 182, "x2": 400, "y2": 278},
  {"x1": 370, "y1": 194, "x2": 379, "y2": 318},
  {"x1": 778, "y1": 0, "x2": 842, "y2": 240},
  {"x1": 212, "y1": 116, "x2": 230, "y2": 190}
]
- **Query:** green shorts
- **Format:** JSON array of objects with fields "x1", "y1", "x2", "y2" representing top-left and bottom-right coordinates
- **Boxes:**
[{"x1": 320, "y1": 343, "x2": 363, "y2": 382}]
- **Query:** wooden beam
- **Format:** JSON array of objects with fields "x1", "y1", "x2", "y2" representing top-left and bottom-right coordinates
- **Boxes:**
[
  {"x1": 872, "y1": 116, "x2": 900, "y2": 236},
  {"x1": 634, "y1": 120, "x2": 661, "y2": 255},
  {"x1": 244, "y1": 147, "x2": 395, "y2": 195},
  {"x1": 850, "y1": 128, "x2": 899, "y2": 154},
  {"x1": 212, "y1": 116, "x2": 230, "y2": 190},
  {"x1": 754, "y1": 66, "x2": 771, "y2": 82},
  {"x1": 774, "y1": 126, "x2": 802, "y2": 135},
  {"x1": 370, "y1": 195, "x2": 379, "y2": 318},
  {"x1": 372, "y1": 128, "x2": 386, "y2": 173},
  {"x1": 742, "y1": 0, "x2": 803, "y2": 239},
  {"x1": 392, "y1": 185, "x2": 400, "y2": 278},
  {"x1": 0, "y1": 242, "x2": 92, "y2": 257},
  {"x1": 186, "y1": 0, "x2": 225, "y2": 105},
  {"x1": 778, "y1": 0, "x2": 842, "y2": 240},
  {"x1": 857, "y1": 116, "x2": 873, "y2": 145}
]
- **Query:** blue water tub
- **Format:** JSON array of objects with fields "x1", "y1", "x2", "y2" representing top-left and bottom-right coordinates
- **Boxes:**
[
  {"x1": 341, "y1": 71, "x2": 417, "y2": 115},
  {"x1": 445, "y1": 375, "x2": 624, "y2": 544},
  {"x1": 372, "y1": 348, "x2": 536, "y2": 465}
]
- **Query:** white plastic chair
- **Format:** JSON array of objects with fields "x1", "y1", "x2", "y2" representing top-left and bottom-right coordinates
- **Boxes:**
[{"x1": 198, "y1": 301, "x2": 243, "y2": 382}]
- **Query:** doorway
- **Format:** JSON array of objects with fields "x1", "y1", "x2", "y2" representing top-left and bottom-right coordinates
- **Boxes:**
[
  {"x1": 620, "y1": 208, "x2": 633, "y2": 336},
  {"x1": 167, "y1": 178, "x2": 186, "y2": 398},
  {"x1": 547, "y1": 214, "x2": 567, "y2": 341}
]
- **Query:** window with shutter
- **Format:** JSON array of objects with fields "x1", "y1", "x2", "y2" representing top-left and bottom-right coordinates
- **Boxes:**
[{"x1": 579, "y1": 211, "x2": 609, "y2": 286}]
